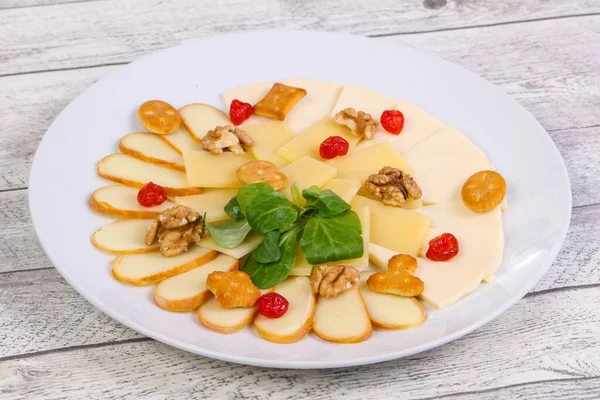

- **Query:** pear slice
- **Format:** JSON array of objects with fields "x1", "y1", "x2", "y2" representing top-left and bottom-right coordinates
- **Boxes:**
[
  {"x1": 89, "y1": 185, "x2": 175, "y2": 219},
  {"x1": 179, "y1": 103, "x2": 231, "y2": 141},
  {"x1": 154, "y1": 254, "x2": 238, "y2": 312},
  {"x1": 119, "y1": 132, "x2": 185, "y2": 171},
  {"x1": 161, "y1": 126, "x2": 200, "y2": 154},
  {"x1": 254, "y1": 277, "x2": 316, "y2": 344},
  {"x1": 98, "y1": 153, "x2": 202, "y2": 196},
  {"x1": 313, "y1": 284, "x2": 372, "y2": 343},
  {"x1": 92, "y1": 219, "x2": 157, "y2": 254},
  {"x1": 112, "y1": 245, "x2": 216, "y2": 286},
  {"x1": 359, "y1": 271, "x2": 426, "y2": 329}
]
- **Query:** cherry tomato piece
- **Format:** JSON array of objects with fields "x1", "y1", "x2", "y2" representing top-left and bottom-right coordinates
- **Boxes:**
[
  {"x1": 319, "y1": 136, "x2": 350, "y2": 159},
  {"x1": 137, "y1": 182, "x2": 168, "y2": 207},
  {"x1": 426, "y1": 233, "x2": 459, "y2": 261},
  {"x1": 229, "y1": 99, "x2": 254, "y2": 125},
  {"x1": 258, "y1": 292, "x2": 289, "y2": 318},
  {"x1": 380, "y1": 109, "x2": 405, "y2": 135}
]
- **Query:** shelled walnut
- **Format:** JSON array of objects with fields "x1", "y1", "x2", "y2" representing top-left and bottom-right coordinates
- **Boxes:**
[
  {"x1": 145, "y1": 205, "x2": 206, "y2": 257},
  {"x1": 334, "y1": 108, "x2": 377, "y2": 140},
  {"x1": 310, "y1": 264, "x2": 360, "y2": 298},
  {"x1": 365, "y1": 166, "x2": 422, "y2": 207},
  {"x1": 200, "y1": 125, "x2": 255, "y2": 155}
]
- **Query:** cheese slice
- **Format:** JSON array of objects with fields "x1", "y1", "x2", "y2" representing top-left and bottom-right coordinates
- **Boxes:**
[
  {"x1": 119, "y1": 132, "x2": 185, "y2": 171},
  {"x1": 281, "y1": 78, "x2": 343, "y2": 133},
  {"x1": 179, "y1": 104, "x2": 231, "y2": 140},
  {"x1": 313, "y1": 284, "x2": 372, "y2": 343},
  {"x1": 322, "y1": 179, "x2": 362, "y2": 204},
  {"x1": 330, "y1": 207, "x2": 370, "y2": 268},
  {"x1": 243, "y1": 121, "x2": 294, "y2": 167},
  {"x1": 254, "y1": 276, "x2": 316, "y2": 343},
  {"x1": 197, "y1": 296, "x2": 257, "y2": 334},
  {"x1": 415, "y1": 199, "x2": 502, "y2": 228},
  {"x1": 368, "y1": 242, "x2": 397, "y2": 270},
  {"x1": 222, "y1": 82, "x2": 273, "y2": 126},
  {"x1": 161, "y1": 127, "x2": 200, "y2": 154},
  {"x1": 331, "y1": 84, "x2": 398, "y2": 123},
  {"x1": 351, "y1": 196, "x2": 431, "y2": 256},
  {"x1": 112, "y1": 246, "x2": 217, "y2": 286},
  {"x1": 155, "y1": 254, "x2": 238, "y2": 312},
  {"x1": 183, "y1": 151, "x2": 254, "y2": 188},
  {"x1": 276, "y1": 117, "x2": 360, "y2": 163},
  {"x1": 290, "y1": 244, "x2": 313, "y2": 276},
  {"x1": 198, "y1": 232, "x2": 263, "y2": 259},
  {"x1": 359, "y1": 271, "x2": 426, "y2": 329},
  {"x1": 92, "y1": 219, "x2": 157, "y2": 254},
  {"x1": 279, "y1": 156, "x2": 338, "y2": 201},
  {"x1": 90, "y1": 185, "x2": 175, "y2": 219},
  {"x1": 174, "y1": 189, "x2": 238, "y2": 222},
  {"x1": 402, "y1": 126, "x2": 486, "y2": 173}
]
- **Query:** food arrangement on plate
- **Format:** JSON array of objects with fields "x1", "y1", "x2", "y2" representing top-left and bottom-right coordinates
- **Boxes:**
[{"x1": 90, "y1": 79, "x2": 507, "y2": 344}]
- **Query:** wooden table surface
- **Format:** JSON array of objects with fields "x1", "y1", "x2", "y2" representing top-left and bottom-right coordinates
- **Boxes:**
[{"x1": 1, "y1": 1, "x2": 599, "y2": 399}]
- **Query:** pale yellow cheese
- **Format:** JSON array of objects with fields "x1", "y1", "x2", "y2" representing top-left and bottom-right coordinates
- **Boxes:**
[
  {"x1": 331, "y1": 84, "x2": 398, "y2": 123},
  {"x1": 198, "y1": 232, "x2": 263, "y2": 259},
  {"x1": 197, "y1": 296, "x2": 256, "y2": 332},
  {"x1": 92, "y1": 219, "x2": 156, "y2": 253},
  {"x1": 322, "y1": 179, "x2": 362, "y2": 204},
  {"x1": 254, "y1": 276, "x2": 315, "y2": 337},
  {"x1": 351, "y1": 196, "x2": 431, "y2": 256},
  {"x1": 120, "y1": 132, "x2": 184, "y2": 168},
  {"x1": 281, "y1": 78, "x2": 343, "y2": 133},
  {"x1": 183, "y1": 151, "x2": 254, "y2": 188},
  {"x1": 279, "y1": 156, "x2": 338, "y2": 201},
  {"x1": 276, "y1": 117, "x2": 360, "y2": 163},
  {"x1": 289, "y1": 244, "x2": 313, "y2": 276},
  {"x1": 174, "y1": 189, "x2": 238, "y2": 222},
  {"x1": 243, "y1": 121, "x2": 294, "y2": 167},
  {"x1": 313, "y1": 284, "x2": 371, "y2": 343},
  {"x1": 91, "y1": 185, "x2": 175, "y2": 215},
  {"x1": 155, "y1": 254, "x2": 237, "y2": 302},
  {"x1": 179, "y1": 104, "x2": 231, "y2": 140},
  {"x1": 415, "y1": 199, "x2": 502, "y2": 228},
  {"x1": 331, "y1": 207, "x2": 370, "y2": 268},
  {"x1": 358, "y1": 271, "x2": 426, "y2": 329},
  {"x1": 368, "y1": 242, "x2": 397, "y2": 269},
  {"x1": 222, "y1": 82, "x2": 273, "y2": 126},
  {"x1": 161, "y1": 127, "x2": 201, "y2": 154}
]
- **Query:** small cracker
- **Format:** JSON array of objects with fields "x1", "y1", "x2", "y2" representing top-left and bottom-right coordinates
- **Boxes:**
[
  {"x1": 254, "y1": 83, "x2": 307, "y2": 121},
  {"x1": 206, "y1": 270, "x2": 261, "y2": 308},
  {"x1": 367, "y1": 270, "x2": 424, "y2": 297}
]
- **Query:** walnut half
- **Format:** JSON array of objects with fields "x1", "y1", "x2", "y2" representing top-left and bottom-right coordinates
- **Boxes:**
[
  {"x1": 334, "y1": 108, "x2": 377, "y2": 140},
  {"x1": 365, "y1": 166, "x2": 422, "y2": 207},
  {"x1": 200, "y1": 125, "x2": 255, "y2": 155},
  {"x1": 145, "y1": 205, "x2": 206, "y2": 257},
  {"x1": 310, "y1": 265, "x2": 360, "y2": 298}
]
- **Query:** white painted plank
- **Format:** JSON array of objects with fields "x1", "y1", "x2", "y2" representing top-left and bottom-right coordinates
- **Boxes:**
[
  {"x1": 0, "y1": 286, "x2": 598, "y2": 399},
  {"x1": 1, "y1": 0, "x2": 599, "y2": 75},
  {"x1": 0, "y1": 0, "x2": 98, "y2": 10}
]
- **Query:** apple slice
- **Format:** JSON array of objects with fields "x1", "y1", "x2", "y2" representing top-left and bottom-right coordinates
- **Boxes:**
[
  {"x1": 179, "y1": 103, "x2": 231, "y2": 141},
  {"x1": 89, "y1": 185, "x2": 175, "y2": 219},
  {"x1": 161, "y1": 127, "x2": 200, "y2": 154},
  {"x1": 92, "y1": 219, "x2": 157, "y2": 254},
  {"x1": 254, "y1": 277, "x2": 316, "y2": 344},
  {"x1": 154, "y1": 253, "x2": 238, "y2": 312},
  {"x1": 119, "y1": 132, "x2": 185, "y2": 171},
  {"x1": 313, "y1": 284, "x2": 372, "y2": 343},
  {"x1": 98, "y1": 153, "x2": 202, "y2": 196},
  {"x1": 112, "y1": 245, "x2": 216, "y2": 286},
  {"x1": 358, "y1": 271, "x2": 426, "y2": 329}
]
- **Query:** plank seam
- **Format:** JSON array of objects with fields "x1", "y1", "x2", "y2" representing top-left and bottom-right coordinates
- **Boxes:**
[
  {"x1": 0, "y1": 266, "x2": 53, "y2": 276},
  {"x1": 0, "y1": 0, "x2": 105, "y2": 11},
  {"x1": 0, "y1": 61, "x2": 126, "y2": 79},
  {"x1": 525, "y1": 282, "x2": 600, "y2": 298}
]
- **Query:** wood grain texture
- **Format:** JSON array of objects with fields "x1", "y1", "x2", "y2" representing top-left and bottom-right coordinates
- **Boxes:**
[
  {"x1": 0, "y1": 0, "x2": 101, "y2": 10},
  {"x1": 0, "y1": 286, "x2": 598, "y2": 399},
  {"x1": 1, "y1": 0, "x2": 600, "y2": 75}
]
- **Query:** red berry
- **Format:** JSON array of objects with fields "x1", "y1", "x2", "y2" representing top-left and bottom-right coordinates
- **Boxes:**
[
  {"x1": 319, "y1": 136, "x2": 350, "y2": 159},
  {"x1": 137, "y1": 182, "x2": 168, "y2": 207},
  {"x1": 229, "y1": 99, "x2": 253, "y2": 125},
  {"x1": 426, "y1": 233, "x2": 459, "y2": 261},
  {"x1": 381, "y1": 110, "x2": 405, "y2": 135},
  {"x1": 258, "y1": 292, "x2": 289, "y2": 318}
]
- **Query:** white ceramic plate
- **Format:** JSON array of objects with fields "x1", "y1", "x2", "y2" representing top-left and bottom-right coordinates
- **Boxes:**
[{"x1": 29, "y1": 31, "x2": 571, "y2": 369}]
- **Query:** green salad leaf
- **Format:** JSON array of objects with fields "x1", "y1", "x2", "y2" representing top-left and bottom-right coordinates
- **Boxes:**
[
  {"x1": 253, "y1": 230, "x2": 282, "y2": 263},
  {"x1": 224, "y1": 196, "x2": 244, "y2": 221},
  {"x1": 302, "y1": 185, "x2": 350, "y2": 217},
  {"x1": 299, "y1": 210, "x2": 363, "y2": 264},
  {"x1": 236, "y1": 182, "x2": 274, "y2": 215},
  {"x1": 290, "y1": 182, "x2": 304, "y2": 207},
  {"x1": 245, "y1": 191, "x2": 298, "y2": 233},
  {"x1": 205, "y1": 219, "x2": 252, "y2": 249}
]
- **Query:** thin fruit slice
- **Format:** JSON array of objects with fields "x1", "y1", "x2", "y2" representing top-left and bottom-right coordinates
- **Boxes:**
[
  {"x1": 461, "y1": 170, "x2": 507, "y2": 213},
  {"x1": 313, "y1": 284, "x2": 372, "y2": 343},
  {"x1": 161, "y1": 127, "x2": 201, "y2": 154},
  {"x1": 198, "y1": 232, "x2": 263, "y2": 259},
  {"x1": 92, "y1": 219, "x2": 157, "y2": 254},
  {"x1": 98, "y1": 153, "x2": 202, "y2": 196},
  {"x1": 119, "y1": 132, "x2": 185, "y2": 171},
  {"x1": 179, "y1": 103, "x2": 232, "y2": 141},
  {"x1": 359, "y1": 271, "x2": 426, "y2": 329},
  {"x1": 254, "y1": 276, "x2": 316, "y2": 344},
  {"x1": 183, "y1": 151, "x2": 255, "y2": 188},
  {"x1": 154, "y1": 254, "x2": 238, "y2": 312},
  {"x1": 174, "y1": 189, "x2": 238, "y2": 222},
  {"x1": 89, "y1": 185, "x2": 175, "y2": 219},
  {"x1": 112, "y1": 246, "x2": 217, "y2": 286}
]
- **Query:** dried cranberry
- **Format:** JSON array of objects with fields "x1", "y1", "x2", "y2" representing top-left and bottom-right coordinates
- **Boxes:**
[
  {"x1": 229, "y1": 99, "x2": 253, "y2": 125},
  {"x1": 319, "y1": 136, "x2": 350, "y2": 159},
  {"x1": 426, "y1": 233, "x2": 459, "y2": 261},
  {"x1": 137, "y1": 182, "x2": 168, "y2": 207},
  {"x1": 381, "y1": 109, "x2": 405, "y2": 135},
  {"x1": 258, "y1": 292, "x2": 289, "y2": 318}
]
